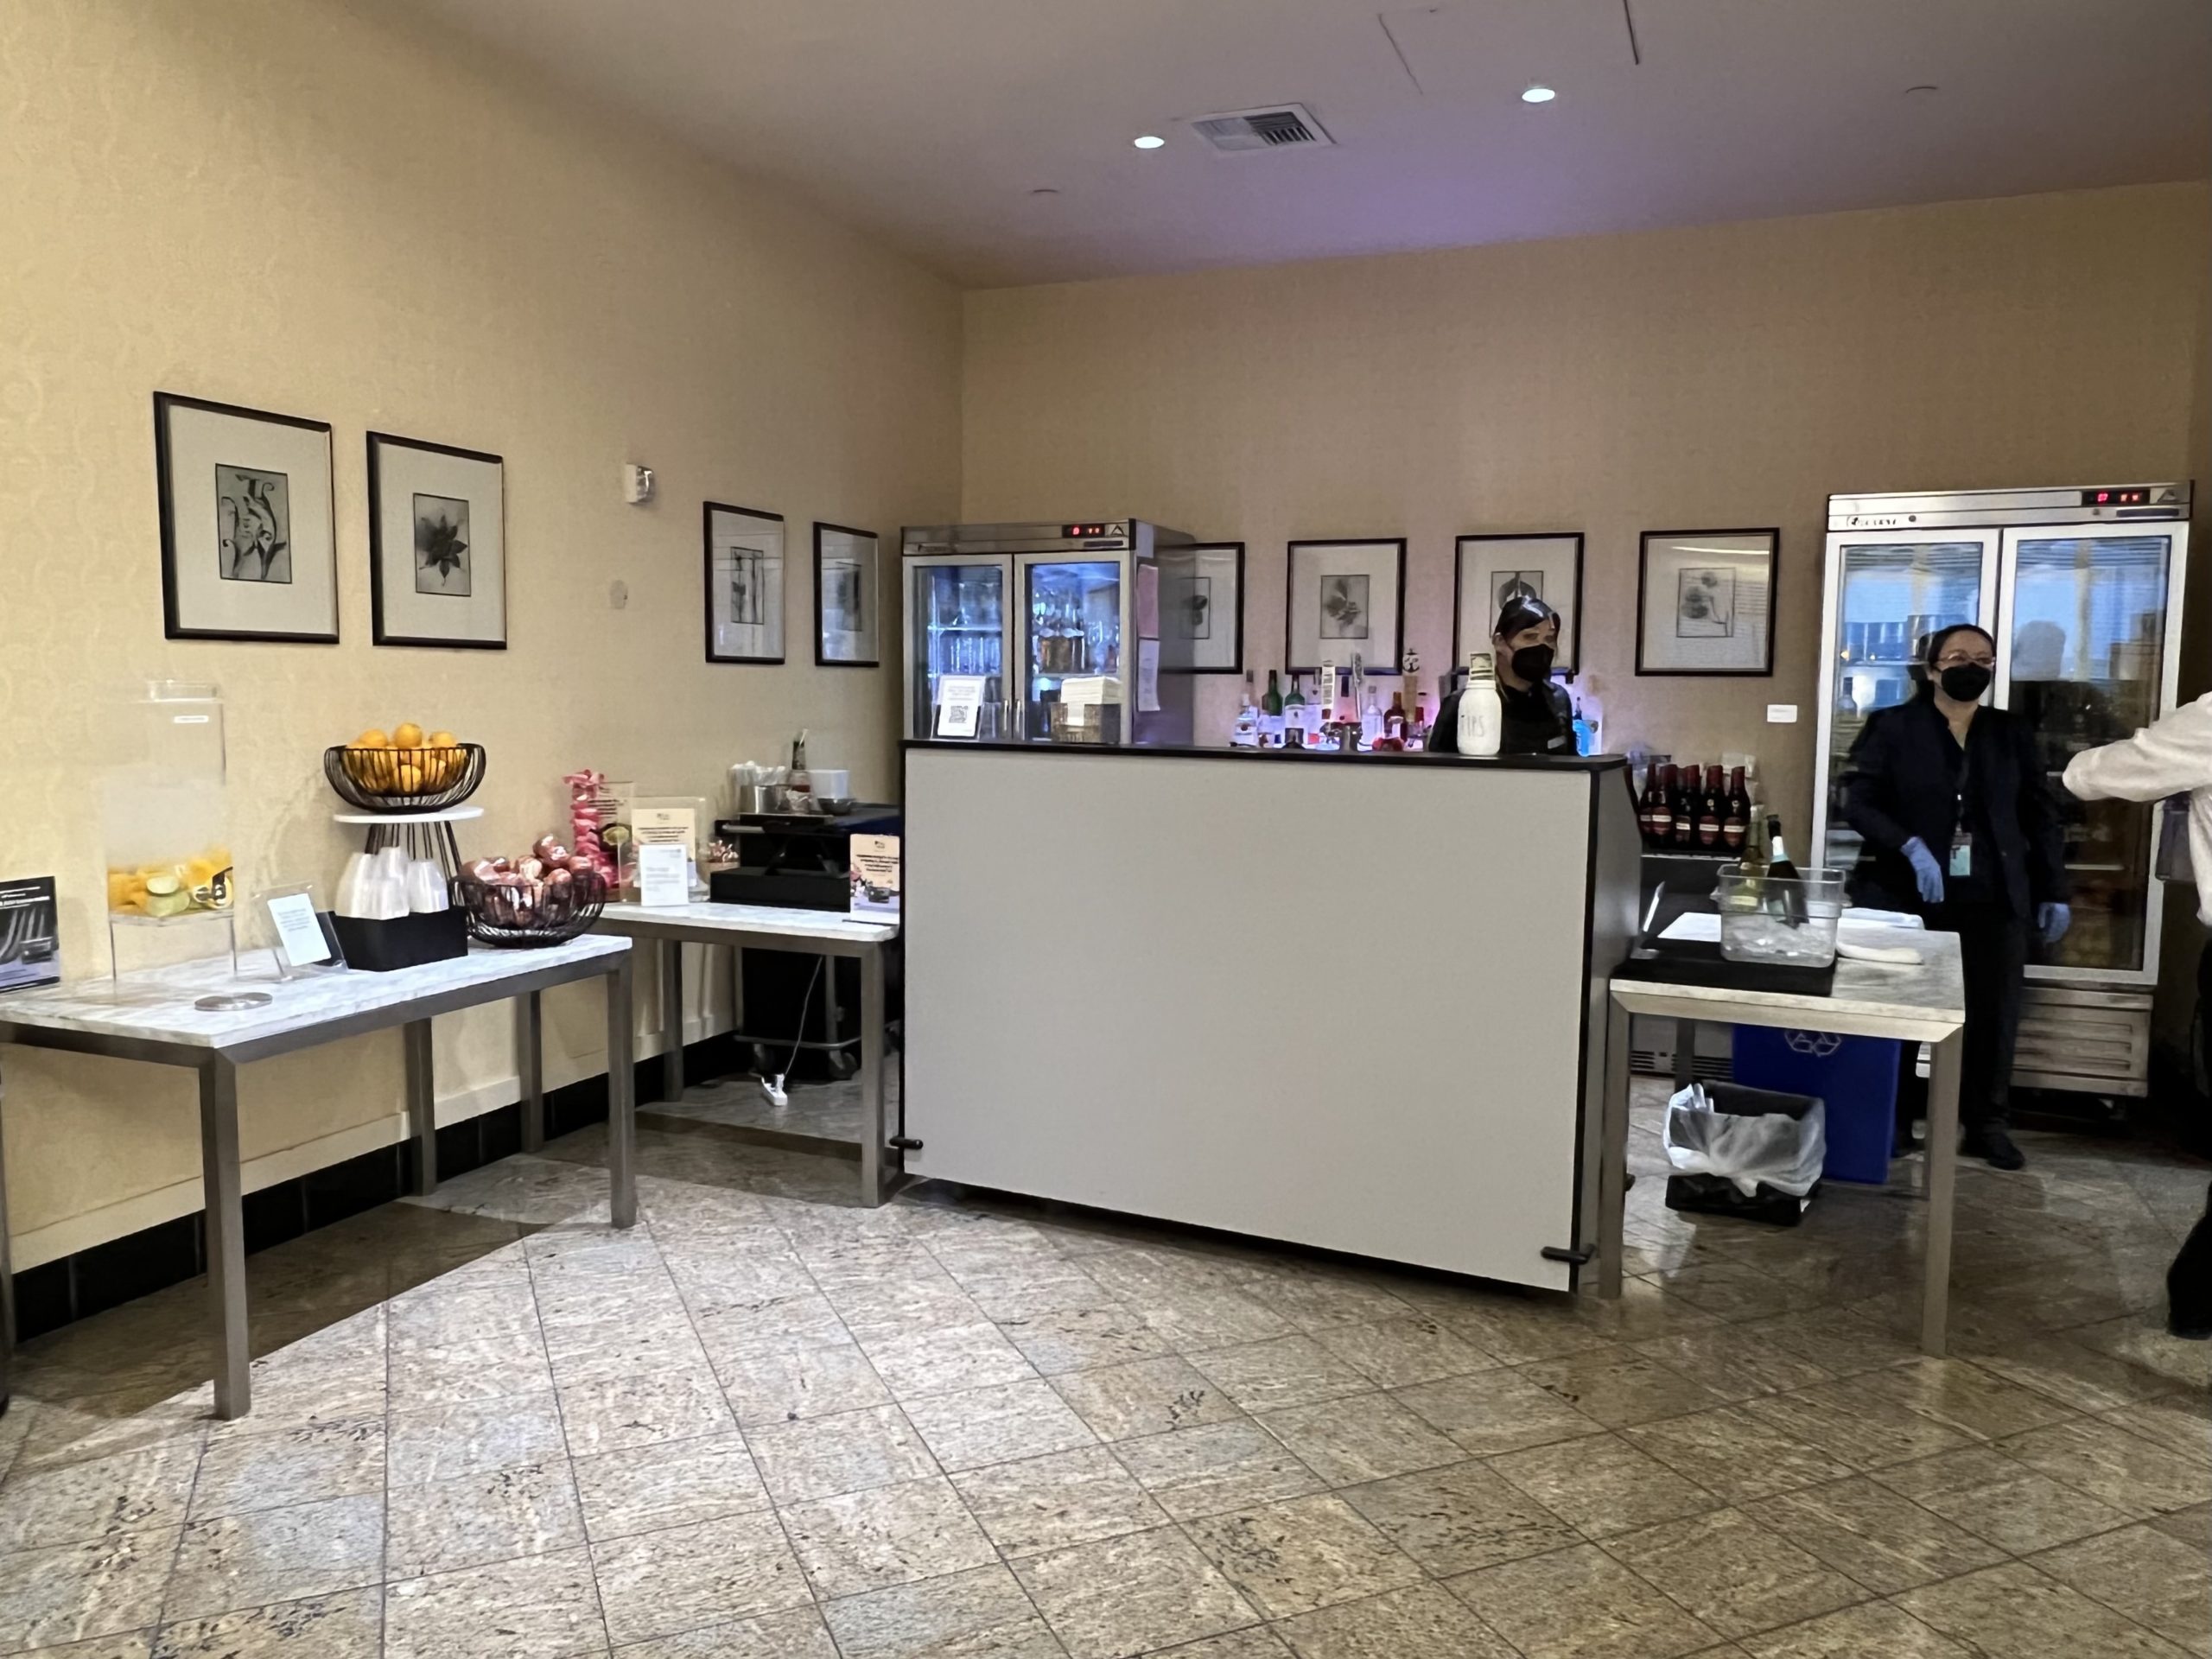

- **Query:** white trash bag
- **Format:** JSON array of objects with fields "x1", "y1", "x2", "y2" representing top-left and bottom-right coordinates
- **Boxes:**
[{"x1": 1662, "y1": 1082, "x2": 1826, "y2": 1198}]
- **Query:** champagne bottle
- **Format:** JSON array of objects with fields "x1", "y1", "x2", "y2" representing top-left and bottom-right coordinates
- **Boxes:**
[{"x1": 1764, "y1": 814, "x2": 1806, "y2": 924}]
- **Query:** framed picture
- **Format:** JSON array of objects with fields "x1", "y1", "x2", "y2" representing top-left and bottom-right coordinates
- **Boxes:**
[
  {"x1": 1455, "y1": 533, "x2": 1585, "y2": 674},
  {"x1": 815, "y1": 522, "x2": 880, "y2": 667},
  {"x1": 704, "y1": 502, "x2": 785, "y2": 664},
  {"x1": 1286, "y1": 539, "x2": 1406, "y2": 673},
  {"x1": 367, "y1": 432, "x2": 506, "y2": 648},
  {"x1": 155, "y1": 392, "x2": 338, "y2": 643},
  {"x1": 1158, "y1": 541, "x2": 1244, "y2": 672},
  {"x1": 1637, "y1": 528, "x2": 1778, "y2": 675}
]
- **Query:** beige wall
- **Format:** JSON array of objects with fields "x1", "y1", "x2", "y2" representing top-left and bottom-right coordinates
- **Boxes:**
[
  {"x1": 0, "y1": 0, "x2": 961, "y2": 1263},
  {"x1": 963, "y1": 184, "x2": 2209, "y2": 854}
]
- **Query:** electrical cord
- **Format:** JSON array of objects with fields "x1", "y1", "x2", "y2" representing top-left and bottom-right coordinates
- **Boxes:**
[{"x1": 759, "y1": 957, "x2": 825, "y2": 1108}]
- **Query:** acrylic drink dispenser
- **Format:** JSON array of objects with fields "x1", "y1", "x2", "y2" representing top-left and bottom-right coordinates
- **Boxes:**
[{"x1": 101, "y1": 682, "x2": 236, "y2": 922}]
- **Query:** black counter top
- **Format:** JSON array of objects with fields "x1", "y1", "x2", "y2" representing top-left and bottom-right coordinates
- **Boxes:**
[{"x1": 903, "y1": 739, "x2": 1626, "y2": 773}]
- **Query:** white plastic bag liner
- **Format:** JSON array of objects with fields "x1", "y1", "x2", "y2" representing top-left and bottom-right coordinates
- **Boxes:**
[{"x1": 1663, "y1": 1083, "x2": 1827, "y2": 1198}]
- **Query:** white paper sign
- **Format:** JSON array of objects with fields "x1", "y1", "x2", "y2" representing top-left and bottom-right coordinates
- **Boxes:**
[
  {"x1": 851, "y1": 834, "x2": 901, "y2": 917},
  {"x1": 637, "y1": 842, "x2": 689, "y2": 908},
  {"x1": 266, "y1": 892, "x2": 332, "y2": 966},
  {"x1": 936, "y1": 674, "x2": 986, "y2": 739},
  {"x1": 1136, "y1": 640, "x2": 1161, "y2": 713}
]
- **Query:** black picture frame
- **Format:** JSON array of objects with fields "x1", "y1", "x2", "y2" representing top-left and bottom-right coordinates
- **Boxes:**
[
  {"x1": 156, "y1": 391, "x2": 338, "y2": 644},
  {"x1": 1165, "y1": 541, "x2": 1246, "y2": 673},
  {"x1": 814, "y1": 521, "x2": 881, "y2": 668},
  {"x1": 366, "y1": 431, "x2": 508, "y2": 650},
  {"x1": 1635, "y1": 526, "x2": 1780, "y2": 677},
  {"x1": 1284, "y1": 537, "x2": 1408, "y2": 674},
  {"x1": 703, "y1": 501, "x2": 787, "y2": 664},
  {"x1": 1452, "y1": 532, "x2": 1586, "y2": 678}
]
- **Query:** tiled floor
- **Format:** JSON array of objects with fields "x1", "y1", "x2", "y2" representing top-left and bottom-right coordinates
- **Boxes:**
[{"x1": 1, "y1": 1084, "x2": 2205, "y2": 1657}]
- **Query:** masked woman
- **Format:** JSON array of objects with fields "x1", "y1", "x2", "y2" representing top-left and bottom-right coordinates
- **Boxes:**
[
  {"x1": 1430, "y1": 594, "x2": 1574, "y2": 757},
  {"x1": 1842, "y1": 623, "x2": 2069, "y2": 1170}
]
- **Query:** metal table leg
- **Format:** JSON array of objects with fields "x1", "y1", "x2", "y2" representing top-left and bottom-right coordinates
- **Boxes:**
[
  {"x1": 518, "y1": 990, "x2": 544, "y2": 1154},
  {"x1": 859, "y1": 944, "x2": 886, "y2": 1207},
  {"x1": 404, "y1": 1019, "x2": 436, "y2": 1194},
  {"x1": 1672, "y1": 1017, "x2": 1697, "y2": 1091},
  {"x1": 199, "y1": 1056, "x2": 250, "y2": 1419},
  {"x1": 659, "y1": 938, "x2": 684, "y2": 1103},
  {"x1": 608, "y1": 953, "x2": 637, "y2": 1228},
  {"x1": 1920, "y1": 1029, "x2": 1964, "y2": 1356},
  {"x1": 1598, "y1": 997, "x2": 1631, "y2": 1299},
  {"x1": 0, "y1": 1064, "x2": 15, "y2": 1409}
]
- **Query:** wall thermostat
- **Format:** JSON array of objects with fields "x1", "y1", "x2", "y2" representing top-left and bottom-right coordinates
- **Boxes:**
[{"x1": 622, "y1": 464, "x2": 656, "y2": 505}]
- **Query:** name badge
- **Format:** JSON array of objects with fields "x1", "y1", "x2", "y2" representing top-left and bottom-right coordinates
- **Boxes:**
[{"x1": 1948, "y1": 832, "x2": 1974, "y2": 878}]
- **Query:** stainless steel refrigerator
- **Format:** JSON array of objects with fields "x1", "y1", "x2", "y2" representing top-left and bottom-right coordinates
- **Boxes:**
[
  {"x1": 899, "y1": 520, "x2": 1196, "y2": 746},
  {"x1": 1813, "y1": 484, "x2": 2191, "y2": 1100}
]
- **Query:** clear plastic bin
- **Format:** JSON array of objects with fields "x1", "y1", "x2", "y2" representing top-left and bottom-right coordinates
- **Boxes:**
[{"x1": 1713, "y1": 867, "x2": 1846, "y2": 967}]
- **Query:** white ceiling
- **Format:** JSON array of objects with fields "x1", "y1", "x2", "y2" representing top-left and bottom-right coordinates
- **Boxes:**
[{"x1": 402, "y1": 0, "x2": 2209, "y2": 288}]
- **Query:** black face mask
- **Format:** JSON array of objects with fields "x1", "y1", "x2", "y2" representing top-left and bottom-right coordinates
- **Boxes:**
[
  {"x1": 1509, "y1": 644, "x2": 1555, "y2": 683},
  {"x1": 1938, "y1": 664, "x2": 1992, "y2": 702}
]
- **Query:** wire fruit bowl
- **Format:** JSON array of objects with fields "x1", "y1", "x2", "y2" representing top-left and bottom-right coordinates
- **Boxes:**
[
  {"x1": 456, "y1": 867, "x2": 607, "y2": 948},
  {"x1": 324, "y1": 744, "x2": 486, "y2": 812}
]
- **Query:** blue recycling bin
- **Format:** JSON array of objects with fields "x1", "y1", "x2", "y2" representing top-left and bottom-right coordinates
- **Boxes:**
[{"x1": 1730, "y1": 1027, "x2": 1899, "y2": 1185}]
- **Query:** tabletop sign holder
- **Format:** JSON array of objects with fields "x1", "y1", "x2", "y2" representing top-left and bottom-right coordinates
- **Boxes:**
[
  {"x1": 934, "y1": 675, "x2": 987, "y2": 739},
  {"x1": 259, "y1": 882, "x2": 346, "y2": 981}
]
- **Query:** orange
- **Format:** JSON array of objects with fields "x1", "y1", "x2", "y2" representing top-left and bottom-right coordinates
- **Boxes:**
[
  {"x1": 355, "y1": 729, "x2": 391, "y2": 749},
  {"x1": 393, "y1": 721, "x2": 425, "y2": 749}
]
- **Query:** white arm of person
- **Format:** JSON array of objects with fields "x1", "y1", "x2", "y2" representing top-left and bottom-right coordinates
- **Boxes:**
[{"x1": 2063, "y1": 693, "x2": 2212, "y2": 802}]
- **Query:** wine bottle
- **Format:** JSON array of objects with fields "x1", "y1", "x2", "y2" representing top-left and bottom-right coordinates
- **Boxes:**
[
  {"x1": 1764, "y1": 814, "x2": 1806, "y2": 923},
  {"x1": 1720, "y1": 766, "x2": 1750, "y2": 854},
  {"x1": 1670, "y1": 765, "x2": 1699, "y2": 849},
  {"x1": 1647, "y1": 765, "x2": 1676, "y2": 849},
  {"x1": 1697, "y1": 765, "x2": 1726, "y2": 849},
  {"x1": 1262, "y1": 669, "x2": 1282, "y2": 717}
]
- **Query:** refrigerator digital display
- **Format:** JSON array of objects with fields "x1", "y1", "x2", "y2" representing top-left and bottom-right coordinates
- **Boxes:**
[
  {"x1": 2081, "y1": 487, "x2": 2152, "y2": 506},
  {"x1": 1062, "y1": 524, "x2": 1128, "y2": 540}
]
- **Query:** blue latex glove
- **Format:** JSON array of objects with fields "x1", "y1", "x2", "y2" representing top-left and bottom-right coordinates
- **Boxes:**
[
  {"x1": 2038, "y1": 901, "x2": 2071, "y2": 944},
  {"x1": 1903, "y1": 836, "x2": 1946, "y2": 905}
]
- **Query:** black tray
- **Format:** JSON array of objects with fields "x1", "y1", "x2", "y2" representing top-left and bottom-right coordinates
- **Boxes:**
[
  {"x1": 1615, "y1": 940, "x2": 1837, "y2": 997},
  {"x1": 330, "y1": 908, "x2": 467, "y2": 973}
]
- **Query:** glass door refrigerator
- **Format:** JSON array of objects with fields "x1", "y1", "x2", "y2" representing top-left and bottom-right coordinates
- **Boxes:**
[
  {"x1": 1815, "y1": 485, "x2": 2191, "y2": 1103},
  {"x1": 902, "y1": 521, "x2": 1195, "y2": 745}
]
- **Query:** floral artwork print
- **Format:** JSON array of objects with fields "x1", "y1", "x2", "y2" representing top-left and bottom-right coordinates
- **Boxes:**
[{"x1": 414, "y1": 493, "x2": 472, "y2": 596}]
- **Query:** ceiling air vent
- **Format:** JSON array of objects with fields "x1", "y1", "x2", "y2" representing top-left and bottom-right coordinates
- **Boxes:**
[{"x1": 1191, "y1": 103, "x2": 1334, "y2": 155}]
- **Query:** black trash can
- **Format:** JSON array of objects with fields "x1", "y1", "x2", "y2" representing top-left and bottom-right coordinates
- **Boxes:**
[{"x1": 1663, "y1": 1080, "x2": 1825, "y2": 1227}]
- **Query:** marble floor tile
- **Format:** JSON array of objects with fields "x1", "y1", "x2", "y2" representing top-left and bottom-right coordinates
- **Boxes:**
[
  {"x1": 1011, "y1": 1525, "x2": 1260, "y2": 1659},
  {"x1": 1625, "y1": 1406, "x2": 1856, "y2": 1504},
  {"x1": 689, "y1": 1293, "x2": 851, "y2": 1358},
  {"x1": 712, "y1": 1340, "x2": 890, "y2": 1427},
  {"x1": 1184, "y1": 1495, "x2": 1422, "y2": 1620},
  {"x1": 1741, "y1": 1383, "x2": 1975, "y2": 1473},
  {"x1": 2097, "y1": 1396, "x2": 2212, "y2": 1460},
  {"x1": 150, "y1": 1586, "x2": 382, "y2": 1657},
  {"x1": 589, "y1": 1510, "x2": 811, "y2": 1645},
  {"x1": 950, "y1": 1444, "x2": 1168, "y2": 1557},
  {"x1": 1742, "y1": 1478, "x2": 2006, "y2": 1596},
  {"x1": 604, "y1": 1605, "x2": 837, "y2": 1659},
  {"x1": 1255, "y1": 1394, "x2": 1465, "y2": 1487},
  {"x1": 385, "y1": 1334, "x2": 554, "y2": 1413},
  {"x1": 1568, "y1": 1279, "x2": 1729, "y2": 1344},
  {"x1": 0, "y1": 1439, "x2": 202, "y2": 1551},
  {"x1": 554, "y1": 1369, "x2": 735, "y2": 1457},
  {"x1": 21, "y1": 1635, "x2": 154, "y2": 1659},
  {"x1": 900, "y1": 1379, "x2": 1098, "y2": 1472},
  {"x1": 1152, "y1": 1631, "x2": 1294, "y2": 1658},
  {"x1": 744, "y1": 1403, "x2": 938, "y2": 1504},
  {"x1": 0, "y1": 1526, "x2": 179, "y2": 1652},
  {"x1": 542, "y1": 1320, "x2": 714, "y2": 1389},
  {"x1": 2029, "y1": 1523, "x2": 2212, "y2": 1656},
  {"x1": 779, "y1": 1477, "x2": 998, "y2": 1599},
  {"x1": 1736, "y1": 1600, "x2": 1974, "y2": 1658},
  {"x1": 1652, "y1": 1262, "x2": 1806, "y2": 1322},
  {"x1": 1518, "y1": 1349, "x2": 1732, "y2": 1428},
  {"x1": 2148, "y1": 1503, "x2": 2209, "y2": 1548},
  {"x1": 1310, "y1": 1316, "x2": 1498, "y2": 1390},
  {"x1": 1897, "y1": 1560, "x2": 2198, "y2": 1659},
  {"x1": 1389, "y1": 1369, "x2": 1606, "y2": 1458},
  {"x1": 957, "y1": 1263, "x2": 1122, "y2": 1325},
  {"x1": 994, "y1": 1305, "x2": 1174, "y2": 1377},
  {"x1": 188, "y1": 1421, "x2": 383, "y2": 1522},
  {"x1": 1340, "y1": 1457, "x2": 1578, "y2": 1576},
  {"x1": 1491, "y1": 1433, "x2": 1721, "y2": 1539},
  {"x1": 163, "y1": 1493, "x2": 385, "y2": 1621},
  {"x1": 1134, "y1": 1287, "x2": 1300, "y2": 1352},
  {"x1": 1224, "y1": 1268, "x2": 1415, "y2": 1334},
  {"x1": 1999, "y1": 1417, "x2": 2212, "y2": 1518},
  {"x1": 1446, "y1": 1541, "x2": 1723, "y2": 1659},
  {"x1": 1602, "y1": 1507, "x2": 1866, "y2": 1640},
  {"x1": 1115, "y1": 1421, "x2": 1325, "y2": 1522},
  {"x1": 385, "y1": 1457, "x2": 587, "y2": 1580},
  {"x1": 1271, "y1": 1581, "x2": 1518, "y2": 1659},
  {"x1": 858, "y1": 1322, "x2": 1038, "y2": 1401},
  {"x1": 385, "y1": 1391, "x2": 569, "y2": 1487},
  {"x1": 569, "y1": 1432, "x2": 768, "y2": 1541},
  {"x1": 1849, "y1": 1358, "x2": 2081, "y2": 1442},
  {"x1": 821, "y1": 1562, "x2": 1058, "y2": 1659},
  {"x1": 1630, "y1": 1326, "x2": 1836, "y2": 1402},
  {"x1": 1187, "y1": 1337, "x2": 1373, "y2": 1414},
  {"x1": 1735, "y1": 1309, "x2": 1920, "y2": 1379},
  {"x1": 386, "y1": 1281, "x2": 542, "y2": 1351},
  {"x1": 1048, "y1": 1356, "x2": 1246, "y2": 1441},
  {"x1": 204, "y1": 1353, "x2": 387, "y2": 1439},
  {"x1": 1423, "y1": 1294, "x2": 1617, "y2": 1363},
  {"x1": 383, "y1": 1544, "x2": 607, "y2": 1659},
  {"x1": 1872, "y1": 1446, "x2": 2139, "y2": 1554}
]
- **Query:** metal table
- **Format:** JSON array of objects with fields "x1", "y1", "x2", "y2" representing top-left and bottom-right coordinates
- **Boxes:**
[
  {"x1": 1605, "y1": 925, "x2": 1968, "y2": 1355},
  {"x1": 0, "y1": 935, "x2": 635, "y2": 1417},
  {"x1": 594, "y1": 901, "x2": 899, "y2": 1206}
]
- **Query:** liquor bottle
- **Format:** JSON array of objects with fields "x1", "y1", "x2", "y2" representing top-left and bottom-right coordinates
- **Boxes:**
[
  {"x1": 1261, "y1": 669, "x2": 1283, "y2": 717},
  {"x1": 1282, "y1": 673, "x2": 1306, "y2": 748},
  {"x1": 1361, "y1": 686, "x2": 1385, "y2": 749},
  {"x1": 1764, "y1": 814, "x2": 1806, "y2": 923},
  {"x1": 1647, "y1": 765, "x2": 1676, "y2": 848},
  {"x1": 1697, "y1": 765, "x2": 1726, "y2": 849},
  {"x1": 1457, "y1": 653, "x2": 1503, "y2": 756},
  {"x1": 1231, "y1": 677, "x2": 1260, "y2": 747},
  {"x1": 1385, "y1": 690, "x2": 1407, "y2": 741},
  {"x1": 1720, "y1": 766, "x2": 1750, "y2": 854}
]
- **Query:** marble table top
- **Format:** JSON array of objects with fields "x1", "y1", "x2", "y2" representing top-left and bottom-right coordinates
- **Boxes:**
[
  {"x1": 0, "y1": 934, "x2": 630, "y2": 1051},
  {"x1": 1611, "y1": 922, "x2": 1967, "y2": 1040},
  {"x1": 596, "y1": 899, "x2": 898, "y2": 945}
]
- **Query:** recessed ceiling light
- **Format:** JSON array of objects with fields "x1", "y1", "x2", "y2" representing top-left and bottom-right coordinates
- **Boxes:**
[
  {"x1": 1521, "y1": 84, "x2": 1556, "y2": 104},
  {"x1": 1029, "y1": 187, "x2": 1061, "y2": 197},
  {"x1": 1904, "y1": 83, "x2": 1939, "y2": 96},
  {"x1": 1132, "y1": 134, "x2": 1166, "y2": 149}
]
